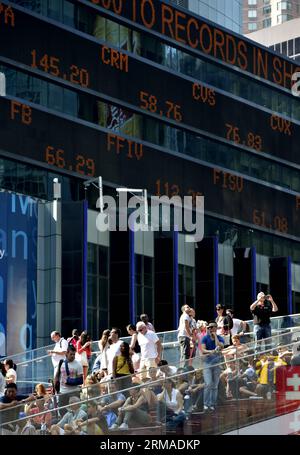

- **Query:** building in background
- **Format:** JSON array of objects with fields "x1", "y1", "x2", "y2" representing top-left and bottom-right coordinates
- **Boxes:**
[
  {"x1": 246, "y1": 16, "x2": 300, "y2": 61},
  {"x1": 170, "y1": 0, "x2": 242, "y2": 32},
  {"x1": 243, "y1": 0, "x2": 300, "y2": 34}
]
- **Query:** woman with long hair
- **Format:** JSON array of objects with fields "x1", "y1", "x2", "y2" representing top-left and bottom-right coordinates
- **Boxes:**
[
  {"x1": 32, "y1": 383, "x2": 53, "y2": 428},
  {"x1": 112, "y1": 342, "x2": 134, "y2": 390},
  {"x1": 215, "y1": 304, "x2": 233, "y2": 347},
  {"x1": 157, "y1": 378, "x2": 186, "y2": 430},
  {"x1": 126, "y1": 324, "x2": 141, "y2": 372},
  {"x1": 98, "y1": 329, "x2": 110, "y2": 376},
  {"x1": 4, "y1": 359, "x2": 17, "y2": 384},
  {"x1": 76, "y1": 331, "x2": 92, "y2": 381}
]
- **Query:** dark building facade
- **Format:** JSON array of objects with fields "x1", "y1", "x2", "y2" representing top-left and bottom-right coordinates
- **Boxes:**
[{"x1": 0, "y1": 0, "x2": 300, "y2": 353}]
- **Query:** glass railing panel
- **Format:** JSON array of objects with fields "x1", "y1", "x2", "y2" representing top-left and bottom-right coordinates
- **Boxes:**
[
  {"x1": 1, "y1": 334, "x2": 299, "y2": 435},
  {"x1": 2, "y1": 314, "x2": 300, "y2": 399}
]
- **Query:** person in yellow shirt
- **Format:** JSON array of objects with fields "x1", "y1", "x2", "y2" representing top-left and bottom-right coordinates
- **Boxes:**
[
  {"x1": 256, "y1": 352, "x2": 287, "y2": 399},
  {"x1": 113, "y1": 342, "x2": 134, "y2": 390}
]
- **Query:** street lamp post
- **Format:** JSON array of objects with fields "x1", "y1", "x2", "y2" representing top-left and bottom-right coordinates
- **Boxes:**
[
  {"x1": 83, "y1": 176, "x2": 104, "y2": 212},
  {"x1": 52, "y1": 178, "x2": 61, "y2": 221},
  {"x1": 116, "y1": 187, "x2": 148, "y2": 227}
]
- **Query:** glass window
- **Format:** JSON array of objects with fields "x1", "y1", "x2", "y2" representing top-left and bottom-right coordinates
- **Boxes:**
[
  {"x1": 178, "y1": 264, "x2": 184, "y2": 294},
  {"x1": 248, "y1": 22, "x2": 258, "y2": 30},
  {"x1": 248, "y1": 10, "x2": 257, "y2": 18},
  {"x1": 99, "y1": 277, "x2": 108, "y2": 312},
  {"x1": 282, "y1": 41, "x2": 287, "y2": 55},
  {"x1": 278, "y1": 13, "x2": 292, "y2": 22},
  {"x1": 263, "y1": 18, "x2": 272, "y2": 27},
  {"x1": 248, "y1": 0, "x2": 257, "y2": 4},
  {"x1": 88, "y1": 244, "x2": 97, "y2": 275},
  {"x1": 278, "y1": 1, "x2": 292, "y2": 10},
  {"x1": 263, "y1": 6, "x2": 271, "y2": 14},
  {"x1": 99, "y1": 246, "x2": 108, "y2": 277},
  {"x1": 144, "y1": 256, "x2": 153, "y2": 287},
  {"x1": 185, "y1": 267, "x2": 194, "y2": 297},
  {"x1": 287, "y1": 39, "x2": 294, "y2": 56},
  {"x1": 134, "y1": 254, "x2": 154, "y2": 320},
  {"x1": 87, "y1": 276, "x2": 97, "y2": 308}
]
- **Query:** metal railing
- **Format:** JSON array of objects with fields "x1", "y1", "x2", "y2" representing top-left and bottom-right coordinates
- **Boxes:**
[
  {"x1": 1, "y1": 332, "x2": 299, "y2": 435},
  {"x1": 2, "y1": 313, "x2": 300, "y2": 394}
]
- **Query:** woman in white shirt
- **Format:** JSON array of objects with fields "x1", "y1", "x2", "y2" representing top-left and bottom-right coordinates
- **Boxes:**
[
  {"x1": 4, "y1": 359, "x2": 17, "y2": 384},
  {"x1": 98, "y1": 329, "x2": 111, "y2": 375},
  {"x1": 157, "y1": 379, "x2": 186, "y2": 430}
]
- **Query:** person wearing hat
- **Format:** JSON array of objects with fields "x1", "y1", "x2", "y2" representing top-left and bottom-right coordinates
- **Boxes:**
[{"x1": 250, "y1": 292, "x2": 278, "y2": 349}]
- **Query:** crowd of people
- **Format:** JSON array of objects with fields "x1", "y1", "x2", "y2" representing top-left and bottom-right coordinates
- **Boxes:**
[{"x1": 0, "y1": 296, "x2": 299, "y2": 435}]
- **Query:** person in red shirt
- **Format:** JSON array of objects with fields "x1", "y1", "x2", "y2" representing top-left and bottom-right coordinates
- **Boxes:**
[
  {"x1": 76, "y1": 331, "x2": 92, "y2": 382},
  {"x1": 67, "y1": 329, "x2": 79, "y2": 349}
]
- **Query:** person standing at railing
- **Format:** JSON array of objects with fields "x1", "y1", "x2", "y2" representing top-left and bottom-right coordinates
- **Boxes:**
[
  {"x1": 136, "y1": 321, "x2": 162, "y2": 380},
  {"x1": 250, "y1": 292, "x2": 278, "y2": 350},
  {"x1": 188, "y1": 308, "x2": 198, "y2": 363},
  {"x1": 126, "y1": 324, "x2": 141, "y2": 372},
  {"x1": 112, "y1": 341, "x2": 134, "y2": 390},
  {"x1": 53, "y1": 345, "x2": 83, "y2": 413},
  {"x1": 67, "y1": 329, "x2": 79, "y2": 349},
  {"x1": 97, "y1": 329, "x2": 111, "y2": 376},
  {"x1": 76, "y1": 331, "x2": 92, "y2": 382},
  {"x1": 215, "y1": 304, "x2": 233, "y2": 347},
  {"x1": 140, "y1": 314, "x2": 156, "y2": 332},
  {"x1": 201, "y1": 321, "x2": 224, "y2": 412},
  {"x1": 177, "y1": 305, "x2": 192, "y2": 365},
  {"x1": 3, "y1": 359, "x2": 17, "y2": 385},
  {"x1": 196, "y1": 320, "x2": 207, "y2": 355},
  {"x1": 226, "y1": 309, "x2": 248, "y2": 338},
  {"x1": 47, "y1": 331, "x2": 69, "y2": 376},
  {"x1": 106, "y1": 328, "x2": 123, "y2": 377}
]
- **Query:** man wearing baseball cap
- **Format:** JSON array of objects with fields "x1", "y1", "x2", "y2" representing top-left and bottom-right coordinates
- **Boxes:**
[{"x1": 250, "y1": 292, "x2": 278, "y2": 350}]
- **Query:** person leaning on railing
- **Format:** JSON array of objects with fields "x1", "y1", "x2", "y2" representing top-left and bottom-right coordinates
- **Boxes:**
[{"x1": 0, "y1": 383, "x2": 35, "y2": 434}]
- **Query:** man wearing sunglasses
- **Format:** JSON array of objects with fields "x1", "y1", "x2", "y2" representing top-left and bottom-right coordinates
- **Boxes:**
[{"x1": 201, "y1": 322, "x2": 224, "y2": 412}]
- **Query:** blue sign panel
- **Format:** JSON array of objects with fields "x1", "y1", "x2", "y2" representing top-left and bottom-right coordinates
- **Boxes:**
[{"x1": 0, "y1": 193, "x2": 37, "y2": 356}]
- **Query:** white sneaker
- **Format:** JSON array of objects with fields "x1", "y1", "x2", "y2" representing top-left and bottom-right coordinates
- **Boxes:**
[
  {"x1": 203, "y1": 405, "x2": 209, "y2": 411},
  {"x1": 119, "y1": 423, "x2": 129, "y2": 430},
  {"x1": 110, "y1": 423, "x2": 119, "y2": 429}
]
